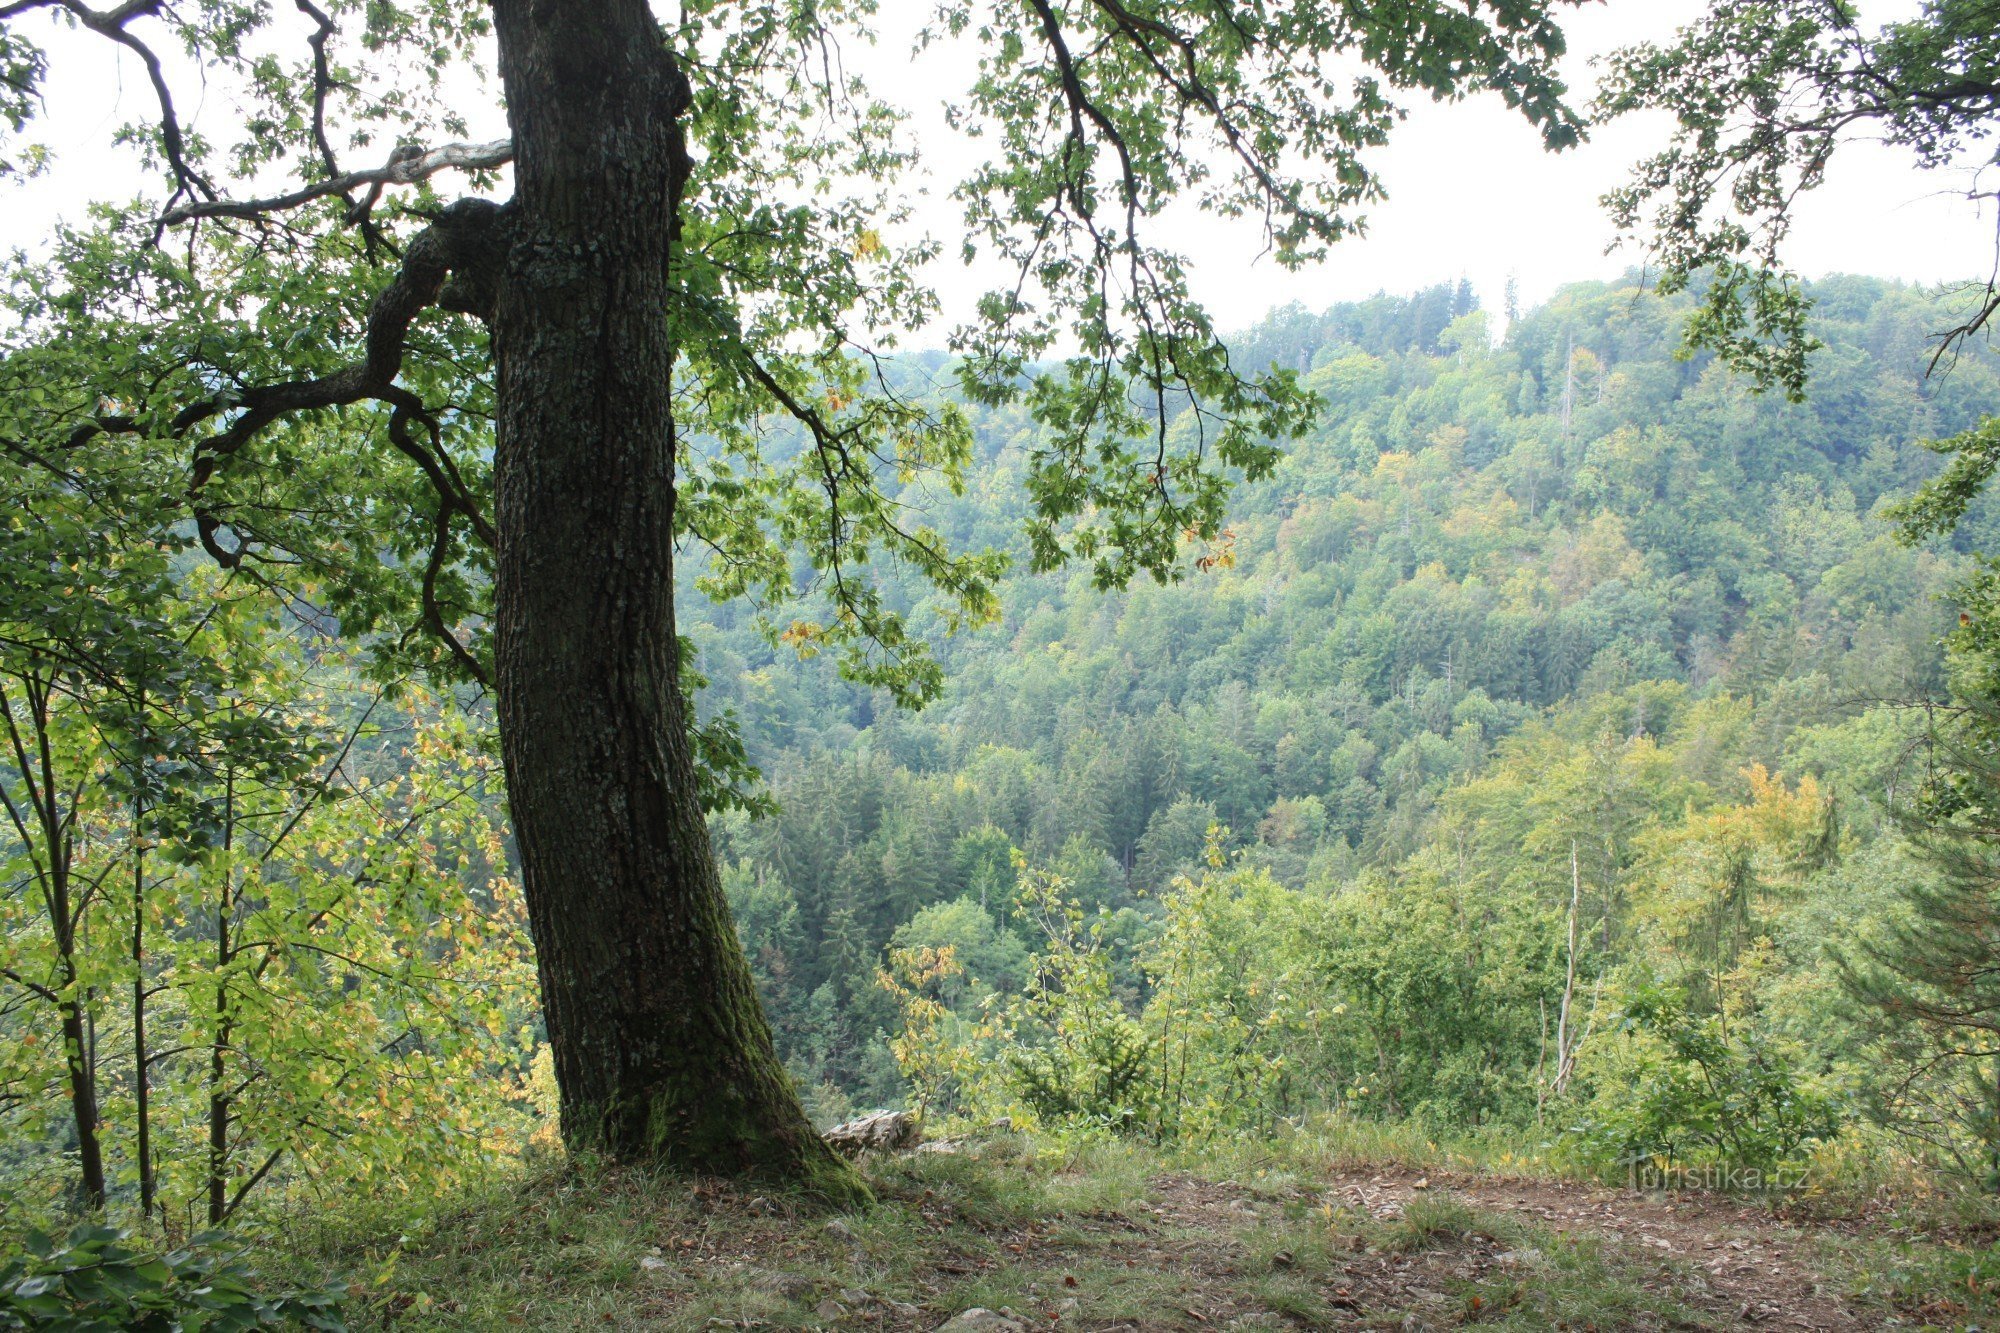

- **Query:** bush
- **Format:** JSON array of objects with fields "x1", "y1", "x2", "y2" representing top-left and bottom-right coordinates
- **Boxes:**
[
  {"x1": 0, "y1": 1224, "x2": 345, "y2": 1331},
  {"x1": 1567, "y1": 986, "x2": 1843, "y2": 1184}
]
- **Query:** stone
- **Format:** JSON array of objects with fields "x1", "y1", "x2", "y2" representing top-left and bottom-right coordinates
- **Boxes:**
[
  {"x1": 934, "y1": 1310, "x2": 1027, "y2": 1333},
  {"x1": 824, "y1": 1109, "x2": 921, "y2": 1155}
]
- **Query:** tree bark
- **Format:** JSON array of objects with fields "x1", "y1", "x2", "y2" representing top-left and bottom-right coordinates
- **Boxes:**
[{"x1": 486, "y1": 0, "x2": 863, "y2": 1200}]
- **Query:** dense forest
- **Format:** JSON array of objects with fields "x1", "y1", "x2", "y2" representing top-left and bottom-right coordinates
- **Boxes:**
[
  {"x1": 14, "y1": 264, "x2": 2000, "y2": 1321},
  {"x1": 12, "y1": 266, "x2": 2000, "y2": 1209},
  {"x1": 665, "y1": 273, "x2": 1997, "y2": 1166},
  {"x1": 15, "y1": 0, "x2": 2000, "y2": 1323}
]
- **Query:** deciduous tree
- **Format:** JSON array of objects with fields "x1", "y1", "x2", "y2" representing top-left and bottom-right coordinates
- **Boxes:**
[{"x1": 0, "y1": 0, "x2": 1583, "y2": 1189}]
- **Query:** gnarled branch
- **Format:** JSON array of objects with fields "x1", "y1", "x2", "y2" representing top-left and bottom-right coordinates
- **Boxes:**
[
  {"x1": 185, "y1": 198, "x2": 508, "y2": 564},
  {"x1": 159, "y1": 139, "x2": 513, "y2": 227}
]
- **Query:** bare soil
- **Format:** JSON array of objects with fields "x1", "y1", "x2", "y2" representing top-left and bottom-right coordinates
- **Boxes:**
[{"x1": 625, "y1": 1160, "x2": 1893, "y2": 1330}]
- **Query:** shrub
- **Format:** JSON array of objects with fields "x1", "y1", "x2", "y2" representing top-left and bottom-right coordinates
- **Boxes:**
[
  {"x1": 1567, "y1": 986, "x2": 1843, "y2": 1183},
  {"x1": 0, "y1": 1224, "x2": 345, "y2": 1331}
]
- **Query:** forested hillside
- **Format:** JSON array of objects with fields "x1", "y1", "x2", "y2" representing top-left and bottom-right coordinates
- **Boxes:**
[
  {"x1": 678, "y1": 275, "x2": 2000, "y2": 1164},
  {"x1": 11, "y1": 269, "x2": 2000, "y2": 1327},
  {"x1": 17, "y1": 0, "x2": 2000, "y2": 1321}
]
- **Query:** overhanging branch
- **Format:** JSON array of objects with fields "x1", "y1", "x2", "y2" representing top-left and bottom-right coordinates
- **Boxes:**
[{"x1": 159, "y1": 139, "x2": 513, "y2": 226}]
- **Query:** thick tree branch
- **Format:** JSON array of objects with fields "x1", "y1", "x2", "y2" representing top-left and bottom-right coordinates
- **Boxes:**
[
  {"x1": 159, "y1": 139, "x2": 513, "y2": 226},
  {"x1": 292, "y1": 0, "x2": 343, "y2": 182},
  {"x1": 156, "y1": 197, "x2": 507, "y2": 684},
  {"x1": 1084, "y1": 0, "x2": 1323, "y2": 242},
  {"x1": 420, "y1": 502, "x2": 488, "y2": 688},
  {"x1": 1025, "y1": 0, "x2": 1139, "y2": 228}
]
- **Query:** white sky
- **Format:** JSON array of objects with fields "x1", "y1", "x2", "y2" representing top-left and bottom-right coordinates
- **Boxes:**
[{"x1": 3, "y1": 0, "x2": 1993, "y2": 337}]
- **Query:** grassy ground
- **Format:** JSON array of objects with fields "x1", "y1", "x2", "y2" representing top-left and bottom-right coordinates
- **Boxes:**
[
  {"x1": 271, "y1": 1146, "x2": 1674, "y2": 1330},
  {"x1": 251, "y1": 1121, "x2": 2000, "y2": 1330}
]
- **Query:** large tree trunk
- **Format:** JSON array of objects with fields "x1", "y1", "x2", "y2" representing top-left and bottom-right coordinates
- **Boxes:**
[{"x1": 486, "y1": 0, "x2": 863, "y2": 1201}]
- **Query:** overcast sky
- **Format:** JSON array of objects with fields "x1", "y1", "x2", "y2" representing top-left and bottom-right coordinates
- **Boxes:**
[{"x1": 3, "y1": 0, "x2": 1992, "y2": 336}]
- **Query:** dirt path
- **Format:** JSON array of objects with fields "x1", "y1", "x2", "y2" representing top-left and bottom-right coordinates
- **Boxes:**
[
  {"x1": 1287, "y1": 1163, "x2": 1859, "y2": 1330},
  {"x1": 627, "y1": 1157, "x2": 1888, "y2": 1330},
  {"x1": 891, "y1": 1165, "x2": 1870, "y2": 1329}
]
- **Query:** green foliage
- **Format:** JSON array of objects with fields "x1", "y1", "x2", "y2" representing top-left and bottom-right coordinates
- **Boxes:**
[
  {"x1": 1144, "y1": 852, "x2": 1315, "y2": 1140},
  {"x1": 749, "y1": 278, "x2": 1992, "y2": 1159},
  {"x1": 995, "y1": 861, "x2": 1156, "y2": 1135},
  {"x1": 1884, "y1": 418, "x2": 2000, "y2": 548},
  {"x1": 0, "y1": 0, "x2": 1594, "y2": 719},
  {"x1": 1310, "y1": 863, "x2": 1539, "y2": 1124},
  {"x1": 1600, "y1": 0, "x2": 2000, "y2": 399},
  {"x1": 1568, "y1": 985, "x2": 1841, "y2": 1181},
  {"x1": 0, "y1": 1225, "x2": 343, "y2": 1331},
  {"x1": 0, "y1": 591, "x2": 540, "y2": 1218},
  {"x1": 890, "y1": 898, "x2": 1029, "y2": 1002},
  {"x1": 1838, "y1": 783, "x2": 2000, "y2": 1188},
  {"x1": 887, "y1": 845, "x2": 1323, "y2": 1142}
]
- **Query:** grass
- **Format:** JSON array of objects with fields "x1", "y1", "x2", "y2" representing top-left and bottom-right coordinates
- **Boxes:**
[
  {"x1": 241, "y1": 1113, "x2": 2000, "y2": 1329},
  {"x1": 254, "y1": 1128, "x2": 1760, "y2": 1330},
  {"x1": 1813, "y1": 1222, "x2": 2000, "y2": 1328},
  {"x1": 1165, "y1": 1112, "x2": 1557, "y2": 1183}
]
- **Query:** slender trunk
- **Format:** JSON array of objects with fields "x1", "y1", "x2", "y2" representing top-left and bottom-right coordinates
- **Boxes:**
[
  {"x1": 1551, "y1": 841, "x2": 1583, "y2": 1098},
  {"x1": 50, "y1": 859, "x2": 104, "y2": 1210},
  {"x1": 10, "y1": 676, "x2": 106, "y2": 1210},
  {"x1": 207, "y1": 766, "x2": 234, "y2": 1227},
  {"x1": 54, "y1": 788, "x2": 106, "y2": 1212},
  {"x1": 57, "y1": 996, "x2": 105, "y2": 1211},
  {"x1": 131, "y1": 780, "x2": 154, "y2": 1218},
  {"x1": 485, "y1": 0, "x2": 860, "y2": 1198}
]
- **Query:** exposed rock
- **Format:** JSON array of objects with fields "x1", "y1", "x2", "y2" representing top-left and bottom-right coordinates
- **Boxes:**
[
  {"x1": 934, "y1": 1311, "x2": 1026, "y2": 1333},
  {"x1": 824, "y1": 1109, "x2": 921, "y2": 1155}
]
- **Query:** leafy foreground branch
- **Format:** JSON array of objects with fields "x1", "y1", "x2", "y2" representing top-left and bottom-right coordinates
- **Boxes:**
[{"x1": 0, "y1": 1225, "x2": 344, "y2": 1331}]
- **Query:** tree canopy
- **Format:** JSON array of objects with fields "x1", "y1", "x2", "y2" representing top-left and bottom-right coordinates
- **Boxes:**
[
  {"x1": 1603, "y1": 0, "x2": 2000, "y2": 397},
  {"x1": 0, "y1": 0, "x2": 1587, "y2": 696}
]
